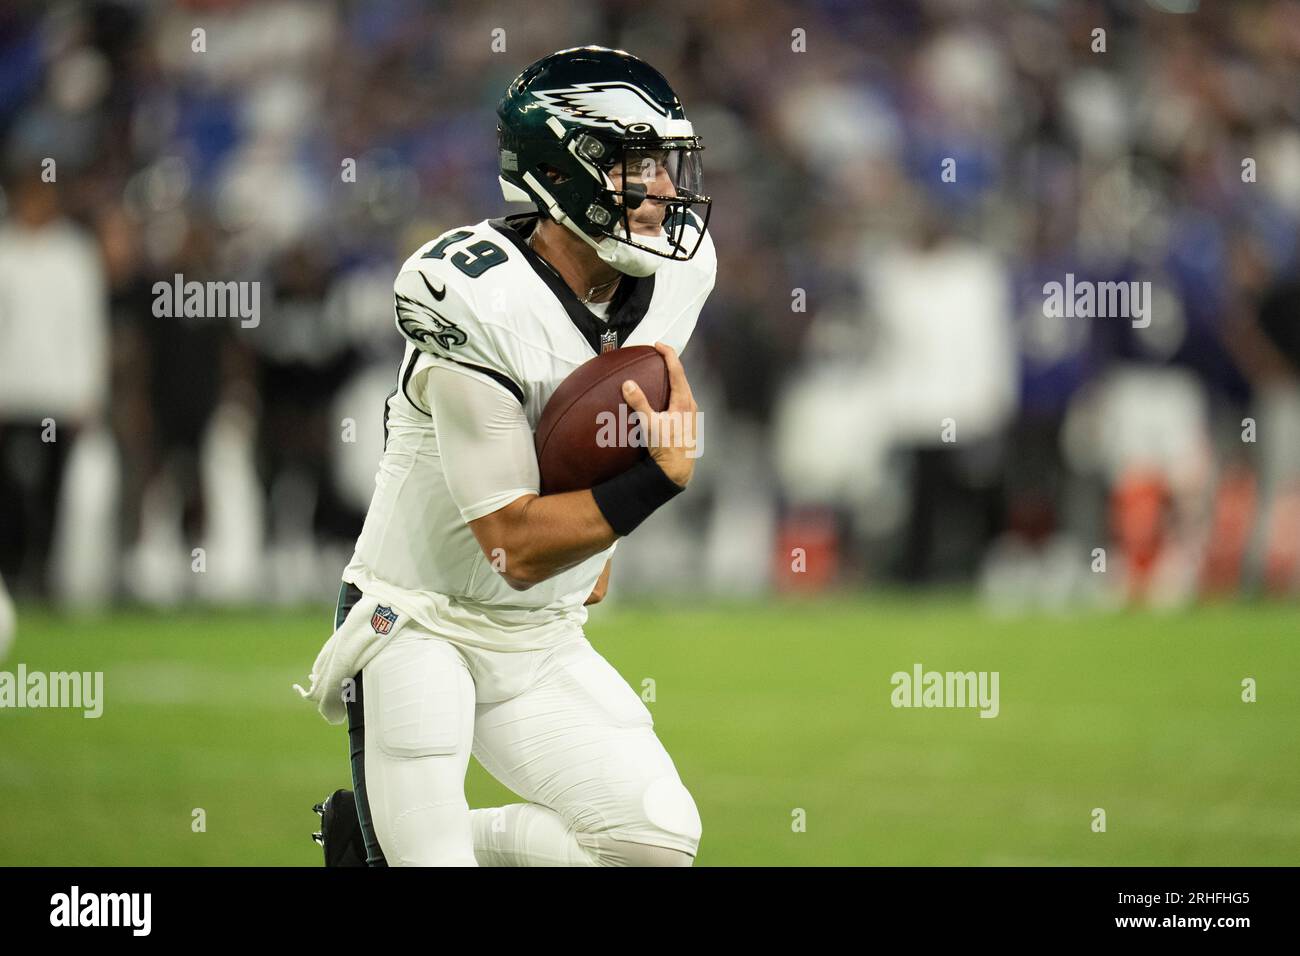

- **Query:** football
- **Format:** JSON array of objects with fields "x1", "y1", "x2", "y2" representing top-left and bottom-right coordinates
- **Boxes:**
[{"x1": 534, "y1": 345, "x2": 670, "y2": 494}]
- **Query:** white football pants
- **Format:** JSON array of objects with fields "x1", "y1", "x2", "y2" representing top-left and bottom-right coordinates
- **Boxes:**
[{"x1": 358, "y1": 628, "x2": 702, "y2": 866}]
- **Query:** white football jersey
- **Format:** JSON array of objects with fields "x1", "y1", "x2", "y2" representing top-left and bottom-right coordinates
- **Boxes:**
[{"x1": 342, "y1": 211, "x2": 715, "y2": 649}]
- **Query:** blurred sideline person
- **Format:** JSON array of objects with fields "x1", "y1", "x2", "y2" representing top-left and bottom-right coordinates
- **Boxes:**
[
  {"x1": 299, "y1": 48, "x2": 716, "y2": 866},
  {"x1": 1251, "y1": 276, "x2": 1300, "y2": 592},
  {"x1": 1229, "y1": 254, "x2": 1300, "y2": 595},
  {"x1": 108, "y1": 218, "x2": 245, "y2": 603},
  {"x1": 868, "y1": 215, "x2": 1017, "y2": 582},
  {"x1": 0, "y1": 168, "x2": 108, "y2": 598},
  {"x1": 250, "y1": 243, "x2": 364, "y2": 572}
]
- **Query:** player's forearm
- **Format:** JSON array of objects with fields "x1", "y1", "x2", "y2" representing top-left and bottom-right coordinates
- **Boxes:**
[
  {"x1": 471, "y1": 490, "x2": 616, "y2": 589},
  {"x1": 511, "y1": 491, "x2": 617, "y2": 584}
]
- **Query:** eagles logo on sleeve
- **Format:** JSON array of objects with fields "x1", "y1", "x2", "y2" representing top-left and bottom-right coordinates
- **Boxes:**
[{"x1": 394, "y1": 272, "x2": 468, "y2": 352}]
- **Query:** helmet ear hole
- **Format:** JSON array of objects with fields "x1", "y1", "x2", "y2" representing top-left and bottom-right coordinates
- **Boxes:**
[{"x1": 539, "y1": 164, "x2": 569, "y2": 185}]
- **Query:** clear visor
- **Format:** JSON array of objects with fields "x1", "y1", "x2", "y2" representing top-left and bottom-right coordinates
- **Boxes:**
[
  {"x1": 607, "y1": 143, "x2": 710, "y2": 260},
  {"x1": 621, "y1": 146, "x2": 705, "y2": 197}
]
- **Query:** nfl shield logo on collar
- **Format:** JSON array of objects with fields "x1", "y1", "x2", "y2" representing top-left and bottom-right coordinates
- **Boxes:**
[
  {"x1": 600, "y1": 329, "x2": 618, "y2": 353},
  {"x1": 370, "y1": 605, "x2": 398, "y2": 635}
]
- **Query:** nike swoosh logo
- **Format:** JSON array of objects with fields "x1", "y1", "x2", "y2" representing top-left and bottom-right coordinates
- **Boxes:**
[{"x1": 419, "y1": 274, "x2": 446, "y2": 300}]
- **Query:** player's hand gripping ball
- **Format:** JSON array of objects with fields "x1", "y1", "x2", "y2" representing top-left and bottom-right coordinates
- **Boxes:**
[{"x1": 535, "y1": 344, "x2": 677, "y2": 494}]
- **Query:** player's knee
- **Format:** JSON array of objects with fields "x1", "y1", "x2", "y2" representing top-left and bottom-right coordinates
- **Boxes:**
[
  {"x1": 585, "y1": 775, "x2": 702, "y2": 865},
  {"x1": 383, "y1": 800, "x2": 478, "y2": 866},
  {"x1": 642, "y1": 776, "x2": 702, "y2": 853}
]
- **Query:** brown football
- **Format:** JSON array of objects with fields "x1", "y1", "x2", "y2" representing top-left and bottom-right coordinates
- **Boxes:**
[{"x1": 535, "y1": 345, "x2": 670, "y2": 494}]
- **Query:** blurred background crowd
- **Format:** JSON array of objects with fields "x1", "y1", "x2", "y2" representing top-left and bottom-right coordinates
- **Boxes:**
[{"x1": 0, "y1": 0, "x2": 1298, "y2": 612}]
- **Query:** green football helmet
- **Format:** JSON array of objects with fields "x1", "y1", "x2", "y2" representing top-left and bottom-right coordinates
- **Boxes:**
[{"x1": 496, "y1": 46, "x2": 711, "y2": 274}]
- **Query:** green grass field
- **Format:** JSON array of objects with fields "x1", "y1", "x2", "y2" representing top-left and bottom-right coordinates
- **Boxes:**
[{"x1": 1, "y1": 596, "x2": 1297, "y2": 866}]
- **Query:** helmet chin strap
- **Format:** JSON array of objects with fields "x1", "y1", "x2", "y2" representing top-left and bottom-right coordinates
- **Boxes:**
[
  {"x1": 520, "y1": 170, "x2": 671, "y2": 278},
  {"x1": 592, "y1": 223, "x2": 672, "y2": 277}
]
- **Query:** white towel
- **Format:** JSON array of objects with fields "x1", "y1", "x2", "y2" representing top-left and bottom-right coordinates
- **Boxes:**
[{"x1": 294, "y1": 591, "x2": 404, "y2": 724}]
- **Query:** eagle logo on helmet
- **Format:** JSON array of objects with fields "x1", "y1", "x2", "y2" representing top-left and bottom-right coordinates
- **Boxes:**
[{"x1": 533, "y1": 82, "x2": 672, "y2": 134}]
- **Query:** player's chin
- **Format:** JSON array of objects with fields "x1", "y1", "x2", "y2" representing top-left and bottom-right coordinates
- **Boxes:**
[
  {"x1": 628, "y1": 223, "x2": 665, "y2": 240},
  {"x1": 628, "y1": 210, "x2": 666, "y2": 236}
]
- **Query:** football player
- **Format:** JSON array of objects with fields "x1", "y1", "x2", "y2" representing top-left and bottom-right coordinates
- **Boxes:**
[{"x1": 300, "y1": 46, "x2": 715, "y2": 866}]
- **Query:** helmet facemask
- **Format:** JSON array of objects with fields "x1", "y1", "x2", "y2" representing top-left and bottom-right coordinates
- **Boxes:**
[{"x1": 587, "y1": 136, "x2": 711, "y2": 264}]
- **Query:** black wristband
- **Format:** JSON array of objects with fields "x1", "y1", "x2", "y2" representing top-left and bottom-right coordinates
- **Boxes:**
[{"x1": 591, "y1": 456, "x2": 685, "y2": 536}]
